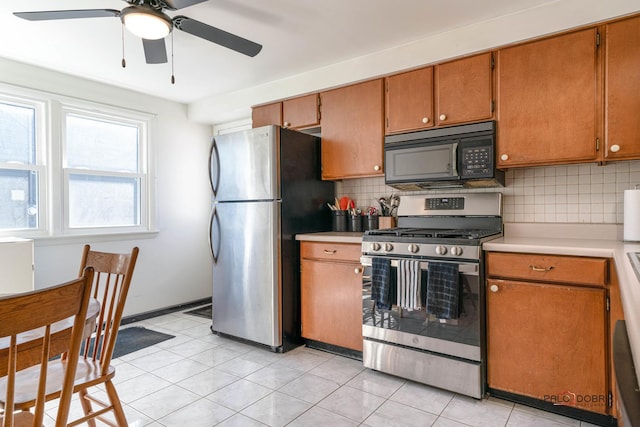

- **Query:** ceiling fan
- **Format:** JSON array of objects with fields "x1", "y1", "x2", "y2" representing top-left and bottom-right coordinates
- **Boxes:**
[{"x1": 13, "y1": 0, "x2": 263, "y2": 65}]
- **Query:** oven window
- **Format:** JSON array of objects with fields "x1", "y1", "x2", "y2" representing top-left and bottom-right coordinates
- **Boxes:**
[{"x1": 363, "y1": 265, "x2": 480, "y2": 347}]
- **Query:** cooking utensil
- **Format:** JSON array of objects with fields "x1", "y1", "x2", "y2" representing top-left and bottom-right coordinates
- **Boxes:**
[{"x1": 339, "y1": 196, "x2": 350, "y2": 210}]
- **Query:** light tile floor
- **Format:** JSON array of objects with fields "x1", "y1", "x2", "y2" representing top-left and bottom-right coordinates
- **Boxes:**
[{"x1": 43, "y1": 305, "x2": 601, "y2": 426}]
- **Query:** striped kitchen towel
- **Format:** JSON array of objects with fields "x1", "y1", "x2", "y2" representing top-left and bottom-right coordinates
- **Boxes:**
[{"x1": 397, "y1": 259, "x2": 421, "y2": 310}]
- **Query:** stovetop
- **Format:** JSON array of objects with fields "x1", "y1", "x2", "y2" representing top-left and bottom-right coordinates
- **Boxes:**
[{"x1": 361, "y1": 193, "x2": 503, "y2": 260}]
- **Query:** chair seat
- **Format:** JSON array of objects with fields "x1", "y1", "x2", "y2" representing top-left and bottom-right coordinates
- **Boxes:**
[
  {"x1": 0, "y1": 360, "x2": 116, "y2": 410},
  {"x1": 0, "y1": 410, "x2": 35, "y2": 427}
]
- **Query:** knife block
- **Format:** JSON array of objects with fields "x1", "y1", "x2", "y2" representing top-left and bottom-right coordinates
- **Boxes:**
[{"x1": 378, "y1": 216, "x2": 396, "y2": 230}]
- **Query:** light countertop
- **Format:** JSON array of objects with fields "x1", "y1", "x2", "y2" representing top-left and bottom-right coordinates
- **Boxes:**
[{"x1": 296, "y1": 231, "x2": 363, "y2": 244}]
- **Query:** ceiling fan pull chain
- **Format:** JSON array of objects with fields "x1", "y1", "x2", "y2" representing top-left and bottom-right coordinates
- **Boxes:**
[
  {"x1": 121, "y1": 24, "x2": 127, "y2": 68},
  {"x1": 171, "y1": 31, "x2": 175, "y2": 84}
]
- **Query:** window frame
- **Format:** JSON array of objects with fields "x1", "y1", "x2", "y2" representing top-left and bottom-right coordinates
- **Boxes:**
[{"x1": 0, "y1": 83, "x2": 156, "y2": 240}]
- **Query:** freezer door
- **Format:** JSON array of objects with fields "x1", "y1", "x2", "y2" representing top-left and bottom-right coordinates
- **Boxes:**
[
  {"x1": 210, "y1": 125, "x2": 279, "y2": 202},
  {"x1": 211, "y1": 200, "x2": 281, "y2": 348}
]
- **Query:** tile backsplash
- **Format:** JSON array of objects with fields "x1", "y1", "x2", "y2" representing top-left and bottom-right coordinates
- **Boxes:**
[{"x1": 336, "y1": 160, "x2": 640, "y2": 224}]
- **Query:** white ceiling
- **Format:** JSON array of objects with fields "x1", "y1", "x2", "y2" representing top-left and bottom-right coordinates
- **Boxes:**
[
  {"x1": 1, "y1": 0, "x2": 639, "y2": 123},
  {"x1": 0, "y1": 0, "x2": 562, "y2": 102}
]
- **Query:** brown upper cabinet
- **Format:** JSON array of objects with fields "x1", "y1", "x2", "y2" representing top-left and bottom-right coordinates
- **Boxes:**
[
  {"x1": 496, "y1": 28, "x2": 600, "y2": 168},
  {"x1": 320, "y1": 79, "x2": 385, "y2": 180},
  {"x1": 252, "y1": 93, "x2": 320, "y2": 130},
  {"x1": 282, "y1": 93, "x2": 320, "y2": 130},
  {"x1": 385, "y1": 52, "x2": 493, "y2": 134},
  {"x1": 251, "y1": 102, "x2": 282, "y2": 128},
  {"x1": 604, "y1": 14, "x2": 640, "y2": 161}
]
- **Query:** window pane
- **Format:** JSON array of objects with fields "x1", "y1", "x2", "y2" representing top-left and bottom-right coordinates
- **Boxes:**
[
  {"x1": 68, "y1": 174, "x2": 140, "y2": 227},
  {"x1": 66, "y1": 115, "x2": 139, "y2": 172},
  {"x1": 0, "y1": 169, "x2": 38, "y2": 230},
  {"x1": 0, "y1": 102, "x2": 36, "y2": 164}
]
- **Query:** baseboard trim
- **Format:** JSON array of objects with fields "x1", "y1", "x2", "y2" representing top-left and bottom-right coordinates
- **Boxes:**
[{"x1": 120, "y1": 297, "x2": 212, "y2": 326}]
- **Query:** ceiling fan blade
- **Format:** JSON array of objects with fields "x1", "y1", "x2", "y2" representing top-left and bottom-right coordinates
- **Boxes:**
[
  {"x1": 14, "y1": 9, "x2": 120, "y2": 21},
  {"x1": 142, "y1": 39, "x2": 168, "y2": 64},
  {"x1": 173, "y1": 16, "x2": 262, "y2": 57},
  {"x1": 162, "y1": 0, "x2": 208, "y2": 11}
]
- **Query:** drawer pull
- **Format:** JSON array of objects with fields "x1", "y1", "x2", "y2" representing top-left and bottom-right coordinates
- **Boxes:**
[
  {"x1": 529, "y1": 265, "x2": 554, "y2": 272},
  {"x1": 323, "y1": 249, "x2": 336, "y2": 254},
  {"x1": 354, "y1": 267, "x2": 363, "y2": 274}
]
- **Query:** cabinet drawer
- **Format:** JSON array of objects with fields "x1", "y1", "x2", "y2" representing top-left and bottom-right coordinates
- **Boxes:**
[
  {"x1": 486, "y1": 252, "x2": 608, "y2": 287},
  {"x1": 300, "y1": 242, "x2": 361, "y2": 262}
]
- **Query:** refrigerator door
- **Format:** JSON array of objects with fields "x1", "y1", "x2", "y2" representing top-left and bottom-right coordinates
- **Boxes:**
[
  {"x1": 210, "y1": 125, "x2": 279, "y2": 202},
  {"x1": 211, "y1": 200, "x2": 281, "y2": 348}
]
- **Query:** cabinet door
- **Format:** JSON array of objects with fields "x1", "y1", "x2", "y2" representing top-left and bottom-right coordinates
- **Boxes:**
[
  {"x1": 435, "y1": 53, "x2": 493, "y2": 126},
  {"x1": 320, "y1": 79, "x2": 384, "y2": 180},
  {"x1": 496, "y1": 28, "x2": 599, "y2": 167},
  {"x1": 283, "y1": 94, "x2": 320, "y2": 129},
  {"x1": 605, "y1": 15, "x2": 640, "y2": 161},
  {"x1": 487, "y1": 279, "x2": 608, "y2": 414},
  {"x1": 252, "y1": 102, "x2": 282, "y2": 128},
  {"x1": 301, "y1": 259, "x2": 363, "y2": 351},
  {"x1": 385, "y1": 67, "x2": 434, "y2": 134}
]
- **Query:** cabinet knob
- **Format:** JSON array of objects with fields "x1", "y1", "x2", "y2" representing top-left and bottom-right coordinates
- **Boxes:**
[
  {"x1": 374, "y1": 165, "x2": 381, "y2": 171},
  {"x1": 490, "y1": 284, "x2": 499, "y2": 293},
  {"x1": 283, "y1": 121, "x2": 290, "y2": 127},
  {"x1": 500, "y1": 154, "x2": 509, "y2": 161},
  {"x1": 354, "y1": 267, "x2": 363, "y2": 274},
  {"x1": 422, "y1": 117, "x2": 429, "y2": 124},
  {"x1": 439, "y1": 114, "x2": 447, "y2": 121},
  {"x1": 610, "y1": 144, "x2": 621, "y2": 153}
]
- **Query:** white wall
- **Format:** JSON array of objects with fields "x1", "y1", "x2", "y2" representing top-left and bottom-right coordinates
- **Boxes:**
[{"x1": 0, "y1": 57, "x2": 213, "y2": 317}]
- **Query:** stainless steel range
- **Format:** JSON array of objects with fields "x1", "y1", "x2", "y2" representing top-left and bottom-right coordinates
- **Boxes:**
[{"x1": 361, "y1": 192, "x2": 502, "y2": 398}]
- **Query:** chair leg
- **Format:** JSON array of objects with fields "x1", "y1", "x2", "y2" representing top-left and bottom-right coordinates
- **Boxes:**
[
  {"x1": 104, "y1": 380, "x2": 128, "y2": 427},
  {"x1": 79, "y1": 388, "x2": 98, "y2": 427}
]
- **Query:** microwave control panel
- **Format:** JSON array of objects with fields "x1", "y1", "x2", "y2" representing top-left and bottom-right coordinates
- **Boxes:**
[{"x1": 460, "y1": 144, "x2": 494, "y2": 178}]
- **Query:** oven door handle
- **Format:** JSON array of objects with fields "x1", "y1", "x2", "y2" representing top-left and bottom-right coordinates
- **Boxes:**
[{"x1": 360, "y1": 256, "x2": 478, "y2": 275}]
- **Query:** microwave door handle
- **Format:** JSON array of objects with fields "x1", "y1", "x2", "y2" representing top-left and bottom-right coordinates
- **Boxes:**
[{"x1": 451, "y1": 142, "x2": 458, "y2": 177}]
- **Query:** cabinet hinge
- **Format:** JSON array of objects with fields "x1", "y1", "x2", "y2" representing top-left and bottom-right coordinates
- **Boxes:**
[
  {"x1": 385, "y1": 80, "x2": 388, "y2": 93},
  {"x1": 608, "y1": 392, "x2": 612, "y2": 407},
  {"x1": 491, "y1": 100, "x2": 495, "y2": 113},
  {"x1": 596, "y1": 31, "x2": 601, "y2": 48},
  {"x1": 596, "y1": 138, "x2": 600, "y2": 151},
  {"x1": 491, "y1": 53, "x2": 495, "y2": 70},
  {"x1": 386, "y1": 117, "x2": 389, "y2": 128},
  {"x1": 606, "y1": 296, "x2": 610, "y2": 312}
]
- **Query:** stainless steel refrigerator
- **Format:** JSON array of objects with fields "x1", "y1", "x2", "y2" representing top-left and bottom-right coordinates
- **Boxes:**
[{"x1": 208, "y1": 125, "x2": 334, "y2": 352}]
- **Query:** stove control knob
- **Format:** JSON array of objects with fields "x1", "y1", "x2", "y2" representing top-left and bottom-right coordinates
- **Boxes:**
[
  {"x1": 408, "y1": 244, "x2": 419, "y2": 254},
  {"x1": 450, "y1": 246, "x2": 463, "y2": 256},
  {"x1": 371, "y1": 243, "x2": 381, "y2": 251},
  {"x1": 384, "y1": 243, "x2": 394, "y2": 252},
  {"x1": 435, "y1": 245, "x2": 448, "y2": 255}
]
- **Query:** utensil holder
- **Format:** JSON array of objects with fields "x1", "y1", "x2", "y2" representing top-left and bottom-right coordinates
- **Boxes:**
[
  {"x1": 364, "y1": 215, "x2": 379, "y2": 231},
  {"x1": 332, "y1": 210, "x2": 348, "y2": 232},
  {"x1": 349, "y1": 215, "x2": 363, "y2": 232}
]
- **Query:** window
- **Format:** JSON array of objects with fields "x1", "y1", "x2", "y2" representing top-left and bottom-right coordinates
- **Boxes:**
[
  {"x1": 0, "y1": 97, "x2": 44, "y2": 232},
  {"x1": 63, "y1": 110, "x2": 146, "y2": 231},
  {"x1": 0, "y1": 85, "x2": 153, "y2": 238}
]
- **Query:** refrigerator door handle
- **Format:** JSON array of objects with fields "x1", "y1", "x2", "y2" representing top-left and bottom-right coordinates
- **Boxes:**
[
  {"x1": 209, "y1": 137, "x2": 220, "y2": 197},
  {"x1": 209, "y1": 207, "x2": 221, "y2": 264}
]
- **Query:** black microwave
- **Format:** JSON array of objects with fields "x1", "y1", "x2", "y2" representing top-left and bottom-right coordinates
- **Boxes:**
[{"x1": 384, "y1": 121, "x2": 504, "y2": 190}]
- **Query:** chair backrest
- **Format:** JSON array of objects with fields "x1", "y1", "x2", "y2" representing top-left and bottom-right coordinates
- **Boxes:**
[
  {"x1": 0, "y1": 267, "x2": 94, "y2": 427},
  {"x1": 78, "y1": 245, "x2": 139, "y2": 372}
]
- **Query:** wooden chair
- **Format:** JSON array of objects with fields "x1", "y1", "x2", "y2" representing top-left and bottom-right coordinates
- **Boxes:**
[
  {"x1": 71, "y1": 245, "x2": 139, "y2": 427},
  {"x1": 0, "y1": 267, "x2": 95, "y2": 427},
  {"x1": 1, "y1": 245, "x2": 138, "y2": 427}
]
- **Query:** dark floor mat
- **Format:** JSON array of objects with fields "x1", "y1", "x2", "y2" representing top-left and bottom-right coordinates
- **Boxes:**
[
  {"x1": 184, "y1": 304, "x2": 212, "y2": 319},
  {"x1": 86, "y1": 326, "x2": 175, "y2": 359}
]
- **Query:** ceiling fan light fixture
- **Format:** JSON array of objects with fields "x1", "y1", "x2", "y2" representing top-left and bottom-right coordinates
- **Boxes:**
[{"x1": 121, "y1": 5, "x2": 172, "y2": 40}]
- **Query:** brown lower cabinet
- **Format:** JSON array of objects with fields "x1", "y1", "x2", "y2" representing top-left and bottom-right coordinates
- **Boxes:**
[
  {"x1": 300, "y1": 242, "x2": 363, "y2": 351},
  {"x1": 485, "y1": 252, "x2": 621, "y2": 418}
]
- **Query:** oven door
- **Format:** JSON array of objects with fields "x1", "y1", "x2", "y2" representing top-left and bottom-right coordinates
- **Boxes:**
[{"x1": 360, "y1": 255, "x2": 482, "y2": 362}]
